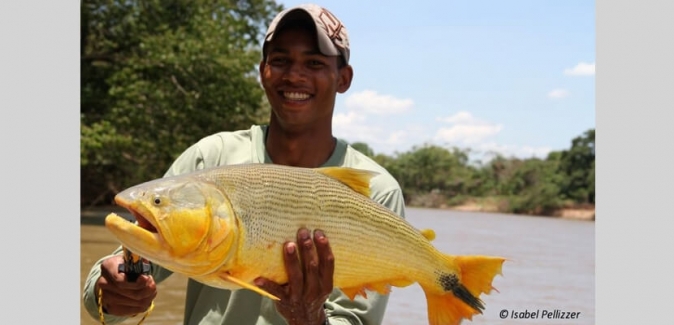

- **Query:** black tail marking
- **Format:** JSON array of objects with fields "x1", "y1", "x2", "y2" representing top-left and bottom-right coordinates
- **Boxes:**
[{"x1": 438, "y1": 273, "x2": 485, "y2": 312}]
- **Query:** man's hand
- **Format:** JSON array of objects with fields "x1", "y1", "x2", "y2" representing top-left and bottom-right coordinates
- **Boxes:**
[
  {"x1": 255, "y1": 228, "x2": 335, "y2": 325},
  {"x1": 95, "y1": 255, "x2": 157, "y2": 316}
]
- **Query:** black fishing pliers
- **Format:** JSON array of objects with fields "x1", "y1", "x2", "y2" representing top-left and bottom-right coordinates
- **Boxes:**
[{"x1": 118, "y1": 247, "x2": 152, "y2": 281}]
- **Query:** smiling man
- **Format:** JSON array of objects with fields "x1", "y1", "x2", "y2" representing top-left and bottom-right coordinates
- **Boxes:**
[{"x1": 83, "y1": 3, "x2": 406, "y2": 325}]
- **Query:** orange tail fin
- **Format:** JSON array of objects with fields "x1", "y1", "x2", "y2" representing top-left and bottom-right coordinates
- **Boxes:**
[{"x1": 422, "y1": 255, "x2": 505, "y2": 325}]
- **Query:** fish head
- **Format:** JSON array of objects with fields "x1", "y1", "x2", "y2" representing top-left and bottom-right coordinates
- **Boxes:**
[{"x1": 105, "y1": 175, "x2": 238, "y2": 276}]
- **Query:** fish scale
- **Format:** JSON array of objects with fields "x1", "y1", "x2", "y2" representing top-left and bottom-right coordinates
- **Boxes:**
[
  {"x1": 196, "y1": 164, "x2": 445, "y2": 287},
  {"x1": 105, "y1": 163, "x2": 505, "y2": 325}
]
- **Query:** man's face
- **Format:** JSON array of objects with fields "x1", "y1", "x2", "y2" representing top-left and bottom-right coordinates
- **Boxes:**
[{"x1": 259, "y1": 26, "x2": 353, "y2": 133}]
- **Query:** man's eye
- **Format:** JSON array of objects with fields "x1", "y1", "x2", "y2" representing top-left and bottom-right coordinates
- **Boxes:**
[{"x1": 309, "y1": 60, "x2": 324, "y2": 67}]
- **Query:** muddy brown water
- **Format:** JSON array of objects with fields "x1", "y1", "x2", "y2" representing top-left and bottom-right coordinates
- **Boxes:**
[{"x1": 80, "y1": 207, "x2": 594, "y2": 325}]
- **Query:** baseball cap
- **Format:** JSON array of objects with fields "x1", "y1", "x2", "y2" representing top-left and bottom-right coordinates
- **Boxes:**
[{"x1": 263, "y1": 4, "x2": 350, "y2": 64}]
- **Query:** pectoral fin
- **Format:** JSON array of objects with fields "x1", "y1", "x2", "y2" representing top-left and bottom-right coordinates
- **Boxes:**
[{"x1": 219, "y1": 273, "x2": 280, "y2": 301}]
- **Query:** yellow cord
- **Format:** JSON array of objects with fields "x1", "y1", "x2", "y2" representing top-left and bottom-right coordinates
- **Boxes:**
[{"x1": 98, "y1": 287, "x2": 154, "y2": 325}]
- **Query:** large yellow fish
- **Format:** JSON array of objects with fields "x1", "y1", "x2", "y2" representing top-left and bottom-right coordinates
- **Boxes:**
[{"x1": 105, "y1": 163, "x2": 505, "y2": 325}]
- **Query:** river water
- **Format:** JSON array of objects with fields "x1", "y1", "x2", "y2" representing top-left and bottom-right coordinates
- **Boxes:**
[{"x1": 80, "y1": 207, "x2": 594, "y2": 325}]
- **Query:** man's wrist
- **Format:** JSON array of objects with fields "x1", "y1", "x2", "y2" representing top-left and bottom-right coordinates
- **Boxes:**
[{"x1": 287, "y1": 309, "x2": 329, "y2": 325}]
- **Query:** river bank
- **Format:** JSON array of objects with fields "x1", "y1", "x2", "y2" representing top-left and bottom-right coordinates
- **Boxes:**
[
  {"x1": 407, "y1": 194, "x2": 595, "y2": 221},
  {"x1": 447, "y1": 201, "x2": 595, "y2": 220}
]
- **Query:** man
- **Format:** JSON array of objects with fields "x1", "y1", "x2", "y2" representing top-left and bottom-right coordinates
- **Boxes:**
[{"x1": 82, "y1": 4, "x2": 406, "y2": 325}]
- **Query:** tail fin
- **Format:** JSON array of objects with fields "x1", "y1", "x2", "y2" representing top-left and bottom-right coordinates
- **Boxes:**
[{"x1": 422, "y1": 255, "x2": 505, "y2": 325}]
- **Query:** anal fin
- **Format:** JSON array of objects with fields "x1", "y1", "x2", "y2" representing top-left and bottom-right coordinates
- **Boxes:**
[
  {"x1": 340, "y1": 280, "x2": 401, "y2": 300},
  {"x1": 340, "y1": 287, "x2": 368, "y2": 300},
  {"x1": 364, "y1": 282, "x2": 392, "y2": 295}
]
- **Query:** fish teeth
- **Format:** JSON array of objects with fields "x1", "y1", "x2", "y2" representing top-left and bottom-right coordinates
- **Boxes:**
[{"x1": 283, "y1": 92, "x2": 310, "y2": 100}]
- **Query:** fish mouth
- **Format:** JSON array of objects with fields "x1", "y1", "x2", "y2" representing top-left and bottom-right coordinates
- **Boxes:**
[
  {"x1": 128, "y1": 206, "x2": 158, "y2": 233},
  {"x1": 114, "y1": 195, "x2": 158, "y2": 234},
  {"x1": 105, "y1": 196, "x2": 165, "y2": 263}
]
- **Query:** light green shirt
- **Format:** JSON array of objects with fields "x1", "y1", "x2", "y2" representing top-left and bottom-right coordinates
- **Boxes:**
[{"x1": 83, "y1": 125, "x2": 406, "y2": 325}]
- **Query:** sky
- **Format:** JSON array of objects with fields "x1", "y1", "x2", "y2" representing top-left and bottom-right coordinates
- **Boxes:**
[{"x1": 278, "y1": 0, "x2": 595, "y2": 161}]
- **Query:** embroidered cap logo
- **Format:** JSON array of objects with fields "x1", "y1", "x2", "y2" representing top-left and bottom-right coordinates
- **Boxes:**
[{"x1": 318, "y1": 8, "x2": 346, "y2": 50}]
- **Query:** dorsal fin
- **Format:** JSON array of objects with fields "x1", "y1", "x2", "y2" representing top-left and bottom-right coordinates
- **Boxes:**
[
  {"x1": 315, "y1": 167, "x2": 378, "y2": 197},
  {"x1": 420, "y1": 229, "x2": 436, "y2": 241}
]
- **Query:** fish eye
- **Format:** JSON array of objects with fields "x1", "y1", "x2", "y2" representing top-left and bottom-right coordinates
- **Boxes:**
[{"x1": 153, "y1": 196, "x2": 162, "y2": 205}]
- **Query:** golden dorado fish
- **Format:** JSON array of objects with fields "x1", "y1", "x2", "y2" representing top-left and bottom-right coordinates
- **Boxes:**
[{"x1": 105, "y1": 163, "x2": 505, "y2": 325}]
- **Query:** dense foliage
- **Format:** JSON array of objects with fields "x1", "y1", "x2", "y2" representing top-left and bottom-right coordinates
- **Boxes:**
[
  {"x1": 81, "y1": 0, "x2": 282, "y2": 205},
  {"x1": 354, "y1": 129, "x2": 595, "y2": 215}
]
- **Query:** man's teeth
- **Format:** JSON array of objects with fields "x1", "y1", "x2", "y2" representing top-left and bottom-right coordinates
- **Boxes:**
[{"x1": 283, "y1": 92, "x2": 310, "y2": 100}]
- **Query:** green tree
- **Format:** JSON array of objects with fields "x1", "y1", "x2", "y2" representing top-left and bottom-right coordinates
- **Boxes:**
[
  {"x1": 81, "y1": 0, "x2": 283, "y2": 206},
  {"x1": 558, "y1": 129, "x2": 595, "y2": 204},
  {"x1": 505, "y1": 157, "x2": 564, "y2": 215},
  {"x1": 389, "y1": 145, "x2": 474, "y2": 200},
  {"x1": 482, "y1": 154, "x2": 523, "y2": 196}
]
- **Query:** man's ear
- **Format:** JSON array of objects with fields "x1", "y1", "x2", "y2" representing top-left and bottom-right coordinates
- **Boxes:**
[
  {"x1": 337, "y1": 65, "x2": 354, "y2": 94},
  {"x1": 258, "y1": 60, "x2": 266, "y2": 85}
]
